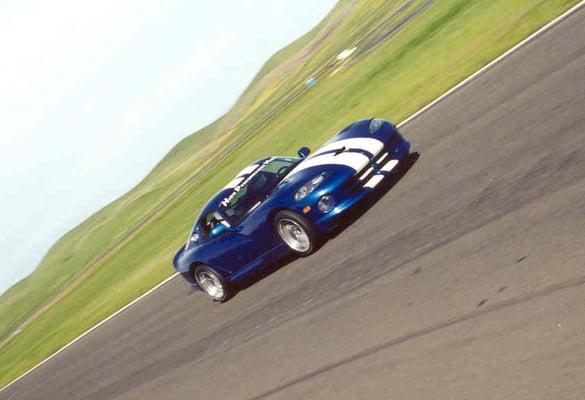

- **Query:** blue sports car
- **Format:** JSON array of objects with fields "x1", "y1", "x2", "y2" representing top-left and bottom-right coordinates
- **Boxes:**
[{"x1": 173, "y1": 118, "x2": 410, "y2": 301}]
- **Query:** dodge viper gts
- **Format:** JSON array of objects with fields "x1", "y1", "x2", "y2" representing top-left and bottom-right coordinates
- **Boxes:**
[{"x1": 173, "y1": 118, "x2": 410, "y2": 301}]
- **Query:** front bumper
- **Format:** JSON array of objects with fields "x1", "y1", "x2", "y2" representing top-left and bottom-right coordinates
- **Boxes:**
[{"x1": 304, "y1": 137, "x2": 410, "y2": 233}]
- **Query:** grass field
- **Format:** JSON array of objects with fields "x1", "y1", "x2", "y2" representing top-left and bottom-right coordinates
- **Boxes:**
[{"x1": 0, "y1": 0, "x2": 579, "y2": 388}]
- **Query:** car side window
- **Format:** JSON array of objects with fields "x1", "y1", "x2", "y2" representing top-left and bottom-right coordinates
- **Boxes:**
[
  {"x1": 200, "y1": 211, "x2": 230, "y2": 236},
  {"x1": 262, "y1": 158, "x2": 296, "y2": 177}
]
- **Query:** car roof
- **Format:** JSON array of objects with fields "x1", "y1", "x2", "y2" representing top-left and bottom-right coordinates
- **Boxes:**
[{"x1": 197, "y1": 157, "x2": 272, "y2": 219}]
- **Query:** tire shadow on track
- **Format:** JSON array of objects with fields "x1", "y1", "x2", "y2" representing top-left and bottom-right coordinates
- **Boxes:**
[{"x1": 230, "y1": 152, "x2": 421, "y2": 300}]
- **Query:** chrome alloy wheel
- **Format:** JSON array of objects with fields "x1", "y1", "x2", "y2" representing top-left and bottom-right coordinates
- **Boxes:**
[
  {"x1": 197, "y1": 271, "x2": 225, "y2": 300},
  {"x1": 276, "y1": 218, "x2": 311, "y2": 252}
]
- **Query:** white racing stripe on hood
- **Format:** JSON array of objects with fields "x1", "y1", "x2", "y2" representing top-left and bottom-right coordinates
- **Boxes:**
[
  {"x1": 313, "y1": 137, "x2": 384, "y2": 157},
  {"x1": 286, "y1": 152, "x2": 370, "y2": 177},
  {"x1": 285, "y1": 136, "x2": 384, "y2": 178}
]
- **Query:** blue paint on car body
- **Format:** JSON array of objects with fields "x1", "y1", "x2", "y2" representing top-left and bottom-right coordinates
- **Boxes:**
[{"x1": 173, "y1": 118, "x2": 410, "y2": 287}]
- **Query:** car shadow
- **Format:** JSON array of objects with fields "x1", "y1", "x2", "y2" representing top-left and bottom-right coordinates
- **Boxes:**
[{"x1": 229, "y1": 152, "x2": 421, "y2": 300}]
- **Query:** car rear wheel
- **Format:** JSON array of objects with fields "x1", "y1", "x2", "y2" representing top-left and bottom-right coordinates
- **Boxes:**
[
  {"x1": 194, "y1": 265, "x2": 232, "y2": 302},
  {"x1": 274, "y1": 210, "x2": 318, "y2": 256}
]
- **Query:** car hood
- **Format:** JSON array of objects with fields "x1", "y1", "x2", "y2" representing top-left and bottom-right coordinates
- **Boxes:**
[{"x1": 283, "y1": 119, "x2": 391, "y2": 183}]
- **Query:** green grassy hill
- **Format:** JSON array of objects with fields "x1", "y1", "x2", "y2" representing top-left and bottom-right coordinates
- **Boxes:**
[{"x1": 0, "y1": 0, "x2": 578, "y2": 387}]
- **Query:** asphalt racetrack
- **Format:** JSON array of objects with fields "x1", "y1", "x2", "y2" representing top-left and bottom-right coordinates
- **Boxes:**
[{"x1": 3, "y1": 6, "x2": 585, "y2": 400}]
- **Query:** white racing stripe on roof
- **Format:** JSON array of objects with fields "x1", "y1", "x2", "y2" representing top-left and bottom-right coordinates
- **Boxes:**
[
  {"x1": 224, "y1": 163, "x2": 262, "y2": 189},
  {"x1": 224, "y1": 177, "x2": 244, "y2": 189},
  {"x1": 237, "y1": 164, "x2": 260, "y2": 177}
]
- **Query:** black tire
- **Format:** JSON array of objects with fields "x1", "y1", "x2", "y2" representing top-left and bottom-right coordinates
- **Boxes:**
[
  {"x1": 273, "y1": 210, "x2": 318, "y2": 256},
  {"x1": 193, "y1": 265, "x2": 233, "y2": 302}
]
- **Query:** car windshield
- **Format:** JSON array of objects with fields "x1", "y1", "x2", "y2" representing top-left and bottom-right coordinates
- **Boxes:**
[{"x1": 219, "y1": 157, "x2": 298, "y2": 225}]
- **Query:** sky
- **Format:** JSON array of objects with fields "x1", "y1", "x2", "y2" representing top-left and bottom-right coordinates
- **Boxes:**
[{"x1": 0, "y1": 0, "x2": 336, "y2": 294}]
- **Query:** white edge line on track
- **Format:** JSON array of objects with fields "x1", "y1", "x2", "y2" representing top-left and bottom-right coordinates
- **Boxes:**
[
  {"x1": 0, "y1": 272, "x2": 179, "y2": 392},
  {"x1": 2, "y1": 0, "x2": 585, "y2": 392},
  {"x1": 397, "y1": 0, "x2": 585, "y2": 128}
]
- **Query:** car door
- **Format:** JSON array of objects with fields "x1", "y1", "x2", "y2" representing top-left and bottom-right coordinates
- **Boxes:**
[{"x1": 198, "y1": 211, "x2": 264, "y2": 273}]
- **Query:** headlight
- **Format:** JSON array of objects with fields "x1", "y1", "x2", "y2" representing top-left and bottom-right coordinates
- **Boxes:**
[
  {"x1": 369, "y1": 118, "x2": 385, "y2": 134},
  {"x1": 317, "y1": 195, "x2": 335, "y2": 213},
  {"x1": 294, "y1": 173, "x2": 325, "y2": 201}
]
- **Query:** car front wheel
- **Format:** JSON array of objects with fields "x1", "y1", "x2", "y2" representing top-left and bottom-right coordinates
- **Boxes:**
[
  {"x1": 274, "y1": 210, "x2": 318, "y2": 256},
  {"x1": 194, "y1": 265, "x2": 232, "y2": 302}
]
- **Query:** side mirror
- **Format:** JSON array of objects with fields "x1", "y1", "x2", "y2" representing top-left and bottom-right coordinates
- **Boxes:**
[
  {"x1": 297, "y1": 147, "x2": 311, "y2": 159},
  {"x1": 210, "y1": 223, "x2": 228, "y2": 237}
]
